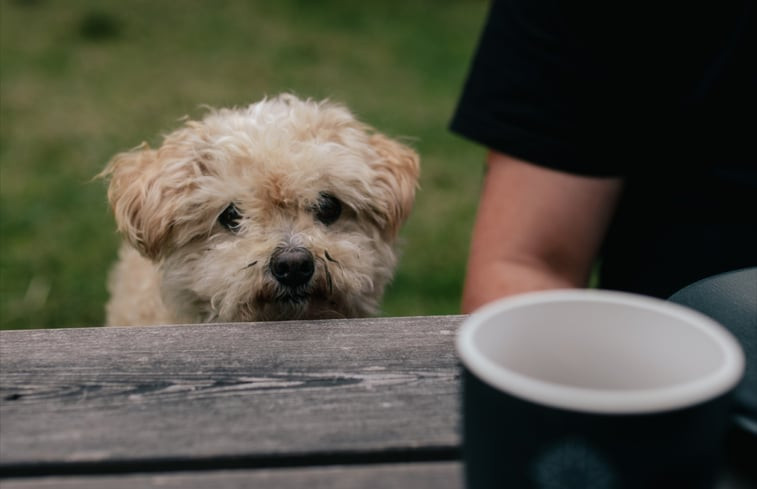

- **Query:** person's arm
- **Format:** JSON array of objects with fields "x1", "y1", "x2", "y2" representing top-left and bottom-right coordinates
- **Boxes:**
[{"x1": 462, "y1": 150, "x2": 623, "y2": 313}]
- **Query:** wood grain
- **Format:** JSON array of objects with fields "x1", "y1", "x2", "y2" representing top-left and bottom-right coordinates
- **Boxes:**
[
  {"x1": 0, "y1": 316, "x2": 465, "y2": 475},
  {"x1": 1, "y1": 462, "x2": 463, "y2": 489}
]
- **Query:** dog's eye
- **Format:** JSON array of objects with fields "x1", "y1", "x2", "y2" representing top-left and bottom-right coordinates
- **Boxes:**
[
  {"x1": 315, "y1": 193, "x2": 342, "y2": 225},
  {"x1": 219, "y1": 203, "x2": 242, "y2": 232}
]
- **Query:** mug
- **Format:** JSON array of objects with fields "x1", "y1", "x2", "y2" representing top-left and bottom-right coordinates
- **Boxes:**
[{"x1": 457, "y1": 290, "x2": 745, "y2": 489}]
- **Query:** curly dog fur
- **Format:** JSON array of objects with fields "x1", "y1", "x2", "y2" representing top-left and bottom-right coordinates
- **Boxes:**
[{"x1": 100, "y1": 94, "x2": 419, "y2": 325}]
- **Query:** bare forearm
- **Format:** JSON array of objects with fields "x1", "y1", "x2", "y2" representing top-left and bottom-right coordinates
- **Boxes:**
[
  {"x1": 461, "y1": 257, "x2": 581, "y2": 313},
  {"x1": 461, "y1": 151, "x2": 621, "y2": 313}
]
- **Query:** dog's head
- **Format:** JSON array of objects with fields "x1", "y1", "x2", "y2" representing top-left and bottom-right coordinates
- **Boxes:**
[{"x1": 101, "y1": 94, "x2": 419, "y2": 322}]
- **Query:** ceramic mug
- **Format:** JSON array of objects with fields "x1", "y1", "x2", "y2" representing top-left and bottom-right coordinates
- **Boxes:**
[{"x1": 457, "y1": 290, "x2": 745, "y2": 489}]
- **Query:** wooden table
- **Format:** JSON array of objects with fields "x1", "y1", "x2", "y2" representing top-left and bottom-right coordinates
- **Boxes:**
[{"x1": 0, "y1": 316, "x2": 752, "y2": 488}]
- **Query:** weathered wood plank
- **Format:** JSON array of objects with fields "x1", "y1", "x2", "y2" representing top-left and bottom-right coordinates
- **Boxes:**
[
  {"x1": 0, "y1": 316, "x2": 465, "y2": 473},
  {"x1": 1, "y1": 462, "x2": 750, "y2": 489},
  {"x1": 0, "y1": 462, "x2": 464, "y2": 489}
]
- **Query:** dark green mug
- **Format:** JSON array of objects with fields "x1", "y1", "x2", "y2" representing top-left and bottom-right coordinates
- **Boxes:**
[{"x1": 457, "y1": 290, "x2": 745, "y2": 489}]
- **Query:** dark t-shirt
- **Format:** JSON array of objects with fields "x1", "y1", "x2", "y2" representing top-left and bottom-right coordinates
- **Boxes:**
[{"x1": 451, "y1": 0, "x2": 757, "y2": 298}]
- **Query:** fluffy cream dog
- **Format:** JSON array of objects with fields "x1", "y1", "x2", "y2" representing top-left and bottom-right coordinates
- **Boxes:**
[{"x1": 101, "y1": 94, "x2": 419, "y2": 325}]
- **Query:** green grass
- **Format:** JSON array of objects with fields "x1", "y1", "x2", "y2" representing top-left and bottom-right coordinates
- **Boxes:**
[{"x1": 0, "y1": 0, "x2": 489, "y2": 329}]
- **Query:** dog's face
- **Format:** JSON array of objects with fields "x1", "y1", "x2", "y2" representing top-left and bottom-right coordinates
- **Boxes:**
[{"x1": 103, "y1": 95, "x2": 419, "y2": 322}]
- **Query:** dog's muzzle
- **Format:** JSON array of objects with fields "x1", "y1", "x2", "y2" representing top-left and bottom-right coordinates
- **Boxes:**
[{"x1": 269, "y1": 247, "x2": 315, "y2": 288}]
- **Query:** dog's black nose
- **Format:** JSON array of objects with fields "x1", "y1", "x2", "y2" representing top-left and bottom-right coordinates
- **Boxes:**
[{"x1": 270, "y1": 248, "x2": 315, "y2": 287}]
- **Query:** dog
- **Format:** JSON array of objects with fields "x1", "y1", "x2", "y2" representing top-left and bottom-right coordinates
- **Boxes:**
[{"x1": 100, "y1": 94, "x2": 419, "y2": 325}]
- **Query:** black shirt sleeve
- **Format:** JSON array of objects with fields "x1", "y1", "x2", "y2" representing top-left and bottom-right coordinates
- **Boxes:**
[
  {"x1": 451, "y1": 0, "x2": 624, "y2": 176},
  {"x1": 450, "y1": 0, "x2": 756, "y2": 178}
]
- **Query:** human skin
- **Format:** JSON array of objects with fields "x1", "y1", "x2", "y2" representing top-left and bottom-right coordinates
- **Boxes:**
[{"x1": 461, "y1": 150, "x2": 623, "y2": 313}]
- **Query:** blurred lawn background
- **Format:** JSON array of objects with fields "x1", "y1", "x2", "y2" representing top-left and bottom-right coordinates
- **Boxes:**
[{"x1": 0, "y1": 0, "x2": 489, "y2": 329}]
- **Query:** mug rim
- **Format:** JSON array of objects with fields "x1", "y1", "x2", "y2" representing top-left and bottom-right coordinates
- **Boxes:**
[{"x1": 456, "y1": 289, "x2": 745, "y2": 414}]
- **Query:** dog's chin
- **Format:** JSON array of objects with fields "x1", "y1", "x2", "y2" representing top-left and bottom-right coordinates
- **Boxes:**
[
  {"x1": 247, "y1": 285, "x2": 345, "y2": 322},
  {"x1": 274, "y1": 288, "x2": 311, "y2": 305}
]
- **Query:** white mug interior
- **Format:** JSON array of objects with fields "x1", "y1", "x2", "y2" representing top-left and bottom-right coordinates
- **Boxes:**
[{"x1": 457, "y1": 290, "x2": 745, "y2": 414}]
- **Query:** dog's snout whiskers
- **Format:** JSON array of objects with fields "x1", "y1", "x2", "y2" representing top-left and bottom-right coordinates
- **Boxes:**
[
  {"x1": 316, "y1": 255, "x2": 335, "y2": 297},
  {"x1": 242, "y1": 260, "x2": 258, "y2": 270},
  {"x1": 324, "y1": 253, "x2": 336, "y2": 296},
  {"x1": 324, "y1": 250, "x2": 339, "y2": 265},
  {"x1": 325, "y1": 267, "x2": 334, "y2": 296}
]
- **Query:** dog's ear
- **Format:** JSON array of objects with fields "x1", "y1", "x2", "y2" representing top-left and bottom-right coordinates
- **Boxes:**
[
  {"x1": 368, "y1": 133, "x2": 420, "y2": 240},
  {"x1": 99, "y1": 143, "x2": 195, "y2": 260}
]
